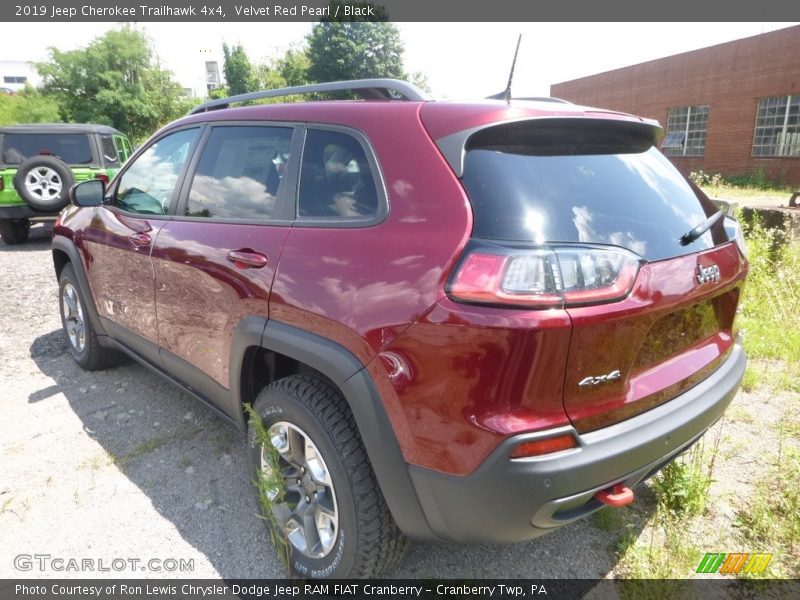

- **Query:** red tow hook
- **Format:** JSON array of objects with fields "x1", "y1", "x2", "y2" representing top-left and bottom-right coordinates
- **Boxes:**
[{"x1": 595, "y1": 483, "x2": 634, "y2": 508}]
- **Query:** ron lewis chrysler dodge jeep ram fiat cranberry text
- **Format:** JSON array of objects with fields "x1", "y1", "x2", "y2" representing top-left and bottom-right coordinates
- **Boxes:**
[{"x1": 52, "y1": 79, "x2": 748, "y2": 578}]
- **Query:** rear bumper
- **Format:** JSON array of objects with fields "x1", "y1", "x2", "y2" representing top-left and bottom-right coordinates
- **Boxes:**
[{"x1": 408, "y1": 339, "x2": 745, "y2": 543}]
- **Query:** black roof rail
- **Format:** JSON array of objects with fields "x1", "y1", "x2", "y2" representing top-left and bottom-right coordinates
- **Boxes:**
[{"x1": 190, "y1": 78, "x2": 429, "y2": 115}]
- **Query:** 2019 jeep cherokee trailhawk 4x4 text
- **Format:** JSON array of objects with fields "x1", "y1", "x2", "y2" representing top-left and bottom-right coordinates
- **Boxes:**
[{"x1": 52, "y1": 79, "x2": 748, "y2": 578}]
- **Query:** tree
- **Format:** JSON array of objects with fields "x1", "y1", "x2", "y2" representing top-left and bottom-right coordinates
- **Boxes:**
[
  {"x1": 306, "y1": 2, "x2": 405, "y2": 84},
  {"x1": 254, "y1": 46, "x2": 311, "y2": 93},
  {"x1": 36, "y1": 26, "x2": 190, "y2": 142},
  {"x1": 277, "y1": 47, "x2": 311, "y2": 87},
  {"x1": 222, "y1": 43, "x2": 257, "y2": 96},
  {"x1": 0, "y1": 87, "x2": 61, "y2": 125}
]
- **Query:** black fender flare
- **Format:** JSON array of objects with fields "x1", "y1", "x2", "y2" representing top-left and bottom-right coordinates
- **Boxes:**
[
  {"x1": 52, "y1": 236, "x2": 108, "y2": 338},
  {"x1": 233, "y1": 318, "x2": 437, "y2": 541}
]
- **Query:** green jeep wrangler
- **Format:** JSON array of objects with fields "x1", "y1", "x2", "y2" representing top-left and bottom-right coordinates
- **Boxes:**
[{"x1": 0, "y1": 124, "x2": 133, "y2": 244}]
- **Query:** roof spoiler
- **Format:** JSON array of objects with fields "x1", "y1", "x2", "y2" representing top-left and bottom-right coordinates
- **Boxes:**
[
  {"x1": 190, "y1": 78, "x2": 430, "y2": 115},
  {"x1": 436, "y1": 116, "x2": 663, "y2": 178}
]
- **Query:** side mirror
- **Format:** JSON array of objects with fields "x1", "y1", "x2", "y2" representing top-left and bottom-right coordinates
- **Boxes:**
[{"x1": 70, "y1": 179, "x2": 106, "y2": 207}]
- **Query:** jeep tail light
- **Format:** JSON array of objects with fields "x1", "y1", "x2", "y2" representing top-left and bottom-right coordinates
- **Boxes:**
[
  {"x1": 447, "y1": 241, "x2": 642, "y2": 309},
  {"x1": 510, "y1": 433, "x2": 577, "y2": 458},
  {"x1": 94, "y1": 174, "x2": 110, "y2": 184}
]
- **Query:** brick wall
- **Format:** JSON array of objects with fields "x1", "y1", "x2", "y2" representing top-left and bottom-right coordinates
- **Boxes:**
[{"x1": 551, "y1": 26, "x2": 800, "y2": 187}]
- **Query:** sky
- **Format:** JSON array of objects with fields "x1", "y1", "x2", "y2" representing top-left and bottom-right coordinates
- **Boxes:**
[{"x1": 1, "y1": 22, "x2": 796, "y2": 99}]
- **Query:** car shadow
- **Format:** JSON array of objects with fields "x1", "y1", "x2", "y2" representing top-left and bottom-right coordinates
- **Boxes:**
[{"x1": 29, "y1": 328, "x2": 653, "y2": 579}]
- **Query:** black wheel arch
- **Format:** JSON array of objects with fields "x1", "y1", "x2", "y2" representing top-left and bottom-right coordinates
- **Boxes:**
[
  {"x1": 52, "y1": 236, "x2": 108, "y2": 339},
  {"x1": 232, "y1": 318, "x2": 437, "y2": 541}
]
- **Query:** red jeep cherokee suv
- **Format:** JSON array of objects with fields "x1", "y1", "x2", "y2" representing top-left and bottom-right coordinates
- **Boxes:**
[{"x1": 52, "y1": 79, "x2": 748, "y2": 578}]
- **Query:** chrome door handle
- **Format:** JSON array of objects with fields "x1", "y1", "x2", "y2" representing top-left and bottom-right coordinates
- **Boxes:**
[{"x1": 227, "y1": 250, "x2": 268, "y2": 269}]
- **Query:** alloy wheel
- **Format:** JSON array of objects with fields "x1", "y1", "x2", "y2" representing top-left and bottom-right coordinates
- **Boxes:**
[
  {"x1": 260, "y1": 421, "x2": 339, "y2": 558},
  {"x1": 25, "y1": 167, "x2": 63, "y2": 201},
  {"x1": 61, "y1": 283, "x2": 85, "y2": 353}
]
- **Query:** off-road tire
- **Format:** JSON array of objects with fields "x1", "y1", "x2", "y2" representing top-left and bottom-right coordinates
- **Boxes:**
[
  {"x1": 0, "y1": 218, "x2": 31, "y2": 244},
  {"x1": 13, "y1": 155, "x2": 74, "y2": 212},
  {"x1": 58, "y1": 264, "x2": 118, "y2": 370},
  {"x1": 248, "y1": 373, "x2": 409, "y2": 578}
]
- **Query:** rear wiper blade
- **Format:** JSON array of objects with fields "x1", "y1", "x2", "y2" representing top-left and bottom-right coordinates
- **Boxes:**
[{"x1": 679, "y1": 210, "x2": 724, "y2": 246}]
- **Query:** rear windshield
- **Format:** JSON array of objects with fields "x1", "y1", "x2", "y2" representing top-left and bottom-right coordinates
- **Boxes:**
[
  {"x1": 461, "y1": 120, "x2": 725, "y2": 262},
  {"x1": 1, "y1": 133, "x2": 93, "y2": 165}
]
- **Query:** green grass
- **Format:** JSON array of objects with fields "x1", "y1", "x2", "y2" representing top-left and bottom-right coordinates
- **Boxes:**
[
  {"x1": 615, "y1": 516, "x2": 701, "y2": 589},
  {"x1": 651, "y1": 436, "x2": 720, "y2": 519},
  {"x1": 692, "y1": 168, "x2": 793, "y2": 198},
  {"x1": 737, "y1": 445, "x2": 800, "y2": 577},
  {"x1": 1, "y1": 496, "x2": 14, "y2": 514},
  {"x1": 613, "y1": 441, "x2": 718, "y2": 585},
  {"x1": 593, "y1": 506, "x2": 626, "y2": 531},
  {"x1": 244, "y1": 404, "x2": 291, "y2": 573},
  {"x1": 739, "y1": 365, "x2": 763, "y2": 394},
  {"x1": 701, "y1": 186, "x2": 790, "y2": 200},
  {"x1": 114, "y1": 437, "x2": 169, "y2": 466},
  {"x1": 737, "y1": 222, "x2": 800, "y2": 392}
]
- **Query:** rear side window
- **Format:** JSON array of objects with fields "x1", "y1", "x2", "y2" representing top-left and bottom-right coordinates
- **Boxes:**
[
  {"x1": 119, "y1": 136, "x2": 133, "y2": 162},
  {"x1": 1, "y1": 133, "x2": 93, "y2": 165},
  {"x1": 100, "y1": 135, "x2": 119, "y2": 166},
  {"x1": 298, "y1": 129, "x2": 380, "y2": 220},
  {"x1": 460, "y1": 120, "x2": 725, "y2": 262},
  {"x1": 185, "y1": 126, "x2": 293, "y2": 220}
]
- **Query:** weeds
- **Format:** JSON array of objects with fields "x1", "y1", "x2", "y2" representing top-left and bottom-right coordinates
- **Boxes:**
[
  {"x1": 113, "y1": 436, "x2": 168, "y2": 466},
  {"x1": 80, "y1": 450, "x2": 114, "y2": 472},
  {"x1": 651, "y1": 432, "x2": 721, "y2": 518},
  {"x1": 1, "y1": 496, "x2": 14, "y2": 514},
  {"x1": 616, "y1": 513, "x2": 700, "y2": 593},
  {"x1": 593, "y1": 506, "x2": 625, "y2": 532},
  {"x1": 739, "y1": 365, "x2": 762, "y2": 394},
  {"x1": 737, "y1": 220, "x2": 800, "y2": 392},
  {"x1": 690, "y1": 169, "x2": 729, "y2": 189},
  {"x1": 244, "y1": 404, "x2": 291, "y2": 573},
  {"x1": 737, "y1": 445, "x2": 800, "y2": 576},
  {"x1": 690, "y1": 168, "x2": 791, "y2": 197}
]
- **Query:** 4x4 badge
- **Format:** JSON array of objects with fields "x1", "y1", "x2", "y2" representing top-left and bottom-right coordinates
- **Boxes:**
[
  {"x1": 696, "y1": 263, "x2": 721, "y2": 284},
  {"x1": 579, "y1": 370, "x2": 621, "y2": 387}
]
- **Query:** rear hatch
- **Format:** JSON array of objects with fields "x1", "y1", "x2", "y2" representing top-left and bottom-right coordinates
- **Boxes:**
[{"x1": 449, "y1": 116, "x2": 748, "y2": 432}]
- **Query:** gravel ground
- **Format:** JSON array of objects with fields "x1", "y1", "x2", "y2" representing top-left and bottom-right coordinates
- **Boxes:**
[{"x1": 1, "y1": 223, "x2": 786, "y2": 582}]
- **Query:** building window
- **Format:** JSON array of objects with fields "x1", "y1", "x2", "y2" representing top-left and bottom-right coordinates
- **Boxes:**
[
  {"x1": 661, "y1": 105, "x2": 709, "y2": 157},
  {"x1": 752, "y1": 95, "x2": 800, "y2": 157},
  {"x1": 3, "y1": 76, "x2": 27, "y2": 84}
]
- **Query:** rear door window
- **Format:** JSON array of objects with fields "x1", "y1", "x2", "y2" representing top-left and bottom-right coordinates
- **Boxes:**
[
  {"x1": 1, "y1": 133, "x2": 93, "y2": 165},
  {"x1": 460, "y1": 120, "x2": 726, "y2": 262}
]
